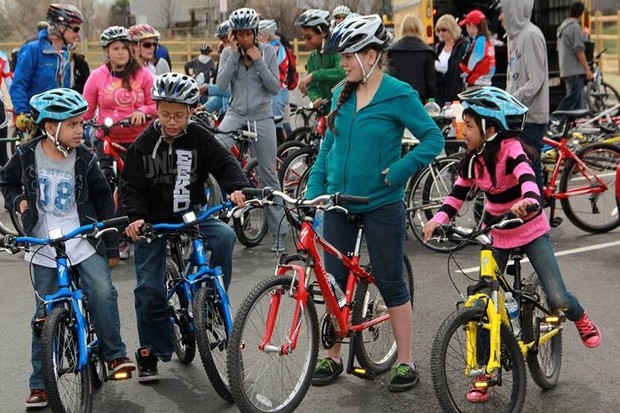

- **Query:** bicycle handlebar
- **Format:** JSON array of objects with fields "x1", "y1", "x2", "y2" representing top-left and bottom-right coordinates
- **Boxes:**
[
  {"x1": 141, "y1": 201, "x2": 234, "y2": 239},
  {"x1": 241, "y1": 187, "x2": 369, "y2": 207},
  {"x1": 192, "y1": 112, "x2": 258, "y2": 141},
  {"x1": 85, "y1": 116, "x2": 153, "y2": 131},
  {"x1": 0, "y1": 216, "x2": 129, "y2": 250}
]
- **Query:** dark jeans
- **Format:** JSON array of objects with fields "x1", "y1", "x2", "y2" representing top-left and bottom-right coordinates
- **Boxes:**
[
  {"x1": 556, "y1": 74, "x2": 586, "y2": 111},
  {"x1": 520, "y1": 122, "x2": 547, "y2": 195},
  {"x1": 323, "y1": 201, "x2": 410, "y2": 308}
]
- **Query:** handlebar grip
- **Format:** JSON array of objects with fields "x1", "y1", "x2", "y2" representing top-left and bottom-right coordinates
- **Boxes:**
[
  {"x1": 333, "y1": 194, "x2": 369, "y2": 205},
  {"x1": 241, "y1": 187, "x2": 273, "y2": 198},
  {"x1": 505, "y1": 203, "x2": 540, "y2": 220},
  {"x1": 102, "y1": 216, "x2": 129, "y2": 228}
]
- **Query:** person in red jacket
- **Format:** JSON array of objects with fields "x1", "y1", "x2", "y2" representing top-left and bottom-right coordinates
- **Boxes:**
[{"x1": 458, "y1": 10, "x2": 496, "y2": 88}]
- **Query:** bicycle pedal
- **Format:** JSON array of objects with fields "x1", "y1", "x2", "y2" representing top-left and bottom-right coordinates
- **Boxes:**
[
  {"x1": 550, "y1": 217, "x2": 563, "y2": 227},
  {"x1": 108, "y1": 371, "x2": 132, "y2": 381},
  {"x1": 350, "y1": 366, "x2": 375, "y2": 381}
]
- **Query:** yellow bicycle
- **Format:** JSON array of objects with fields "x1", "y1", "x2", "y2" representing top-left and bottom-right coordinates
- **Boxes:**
[{"x1": 430, "y1": 207, "x2": 563, "y2": 412}]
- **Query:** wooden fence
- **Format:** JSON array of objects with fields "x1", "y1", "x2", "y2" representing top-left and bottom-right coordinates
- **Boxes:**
[{"x1": 591, "y1": 10, "x2": 620, "y2": 75}]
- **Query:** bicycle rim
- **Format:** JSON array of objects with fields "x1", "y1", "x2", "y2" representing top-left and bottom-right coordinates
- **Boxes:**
[
  {"x1": 194, "y1": 285, "x2": 233, "y2": 402},
  {"x1": 279, "y1": 147, "x2": 314, "y2": 196},
  {"x1": 559, "y1": 143, "x2": 620, "y2": 233},
  {"x1": 431, "y1": 307, "x2": 526, "y2": 413},
  {"x1": 234, "y1": 159, "x2": 268, "y2": 247},
  {"x1": 352, "y1": 254, "x2": 414, "y2": 373},
  {"x1": 41, "y1": 307, "x2": 93, "y2": 413},
  {"x1": 166, "y1": 258, "x2": 196, "y2": 364},
  {"x1": 227, "y1": 275, "x2": 318, "y2": 413},
  {"x1": 521, "y1": 273, "x2": 563, "y2": 390}
]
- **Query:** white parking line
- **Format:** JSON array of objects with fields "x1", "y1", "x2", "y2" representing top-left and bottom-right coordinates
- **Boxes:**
[{"x1": 459, "y1": 240, "x2": 620, "y2": 274}]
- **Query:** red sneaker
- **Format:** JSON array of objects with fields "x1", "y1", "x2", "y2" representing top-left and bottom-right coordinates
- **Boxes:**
[
  {"x1": 575, "y1": 312, "x2": 602, "y2": 348},
  {"x1": 25, "y1": 389, "x2": 47, "y2": 409}
]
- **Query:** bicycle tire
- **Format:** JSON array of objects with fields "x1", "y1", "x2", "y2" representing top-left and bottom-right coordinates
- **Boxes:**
[
  {"x1": 431, "y1": 307, "x2": 526, "y2": 413},
  {"x1": 559, "y1": 143, "x2": 620, "y2": 233},
  {"x1": 89, "y1": 347, "x2": 106, "y2": 390},
  {"x1": 521, "y1": 273, "x2": 563, "y2": 390},
  {"x1": 205, "y1": 174, "x2": 224, "y2": 208},
  {"x1": 41, "y1": 306, "x2": 93, "y2": 413},
  {"x1": 277, "y1": 140, "x2": 307, "y2": 164},
  {"x1": 233, "y1": 159, "x2": 268, "y2": 247},
  {"x1": 278, "y1": 146, "x2": 316, "y2": 196},
  {"x1": 227, "y1": 275, "x2": 319, "y2": 413},
  {"x1": 165, "y1": 258, "x2": 196, "y2": 364},
  {"x1": 9, "y1": 206, "x2": 26, "y2": 236},
  {"x1": 193, "y1": 284, "x2": 234, "y2": 402},
  {"x1": 351, "y1": 254, "x2": 414, "y2": 373},
  {"x1": 587, "y1": 80, "x2": 620, "y2": 117},
  {"x1": 286, "y1": 126, "x2": 312, "y2": 145}
]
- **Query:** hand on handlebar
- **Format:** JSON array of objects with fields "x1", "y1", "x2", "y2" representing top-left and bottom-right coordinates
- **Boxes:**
[
  {"x1": 125, "y1": 219, "x2": 145, "y2": 241},
  {"x1": 227, "y1": 190, "x2": 246, "y2": 206},
  {"x1": 15, "y1": 113, "x2": 34, "y2": 132},
  {"x1": 130, "y1": 111, "x2": 147, "y2": 127},
  {"x1": 422, "y1": 222, "x2": 441, "y2": 243},
  {"x1": 510, "y1": 199, "x2": 537, "y2": 218}
]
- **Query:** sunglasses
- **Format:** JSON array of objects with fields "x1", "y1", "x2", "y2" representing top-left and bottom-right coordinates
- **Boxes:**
[
  {"x1": 141, "y1": 41, "x2": 158, "y2": 49},
  {"x1": 67, "y1": 25, "x2": 80, "y2": 33}
]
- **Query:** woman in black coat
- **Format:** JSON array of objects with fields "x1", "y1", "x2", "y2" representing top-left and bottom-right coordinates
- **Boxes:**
[
  {"x1": 387, "y1": 14, "x2": 436, "y2": 103},
  {"x1": 433, "y1": 14, "x2": 469, "y2": 108}
]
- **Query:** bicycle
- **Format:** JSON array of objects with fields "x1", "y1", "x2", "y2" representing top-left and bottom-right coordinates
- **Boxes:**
[
  {"x1": 226, "y1": 188, "x2": 414, "y2": 413},
  {"x1": 542, "y1": 108, "x2": 620, "y2": 233},
  {"x1": 430, "y1": 205, "x2": 563, "y2": 413},
  {"x1": 0, "y1": 216, "x2": 131, "y2": 413},
  {"x1": 586, "y1": 48, "x2": 620, "y2": 117},
  {"x1": 141, "y1": 201, "x2": 237, "y2": 402}
]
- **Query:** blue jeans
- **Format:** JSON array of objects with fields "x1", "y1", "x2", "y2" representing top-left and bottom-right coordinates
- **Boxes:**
[
  {"x1": 520, "y1": 122, "x2": 547, "y2": 194},
  {"x1": 323, "y1": 202, "x2": 410, "y2": 307},
  {"x1": 132, "y1": 217, "x2": 236, "y2": 360},
  {"x1": 557, "y1": 74, "x2": 586, "y2": 111},
  {"x1": 30, "y1": 253, "x2": 126, "y2": 390},
  {"x1": 493, "y1": 233, "x2": 584, "y2": 321}
]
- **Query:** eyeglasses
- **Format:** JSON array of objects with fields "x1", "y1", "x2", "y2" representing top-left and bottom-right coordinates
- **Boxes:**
[
  {"x1": 158, "y1": 111, "x2": 189, "y2": 122},
  {"x1": 437, "y1": 28, "x2": 448, "y2": 33},
  {"x1": 141, "y1": 41, "x2": 158, "y2": 49}
]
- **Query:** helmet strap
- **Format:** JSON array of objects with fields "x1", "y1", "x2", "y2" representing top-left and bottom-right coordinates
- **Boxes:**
[
  {"x1": 45, "y1": 123, "x2": 71, "y2": 157},
  {"x1": 355, "y1": 51, "x2": 382, "y2": 84}
]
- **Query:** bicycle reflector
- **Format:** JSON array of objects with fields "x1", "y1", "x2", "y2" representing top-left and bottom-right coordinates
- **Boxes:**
[{"x1": 317, "y1": 116, "x2": 327, "y2": 136}]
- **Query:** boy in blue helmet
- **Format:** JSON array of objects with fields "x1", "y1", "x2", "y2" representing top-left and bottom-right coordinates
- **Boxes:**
[{"x1": 0, "y1": 87, "x2": 135, "y2": 409}]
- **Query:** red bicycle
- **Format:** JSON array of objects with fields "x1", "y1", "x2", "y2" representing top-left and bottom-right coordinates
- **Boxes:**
[{"x1": 226, "y1": 188, "x2": 414, "y2": 413}]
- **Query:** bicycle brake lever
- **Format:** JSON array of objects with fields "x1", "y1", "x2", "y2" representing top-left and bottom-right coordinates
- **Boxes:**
[{"x1": 94, "y1": 227, "x2": 119, "y2": 239}]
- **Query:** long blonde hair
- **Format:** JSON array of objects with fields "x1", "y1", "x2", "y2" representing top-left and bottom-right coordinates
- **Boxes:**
[{"x1": 399, "y1": 14, "x2": 424, "y2": 40}]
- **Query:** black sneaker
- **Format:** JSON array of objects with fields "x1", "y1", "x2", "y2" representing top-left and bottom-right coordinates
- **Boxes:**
[
  {"x1": 387, "y1": 363, "x2": 420, "y2": 392},
  {"x1": 311, "y1": 357, "x2": 343, "y2": 386},
  {"x1": 135, "y1": 346, "x2": 159, "y2": 383}
]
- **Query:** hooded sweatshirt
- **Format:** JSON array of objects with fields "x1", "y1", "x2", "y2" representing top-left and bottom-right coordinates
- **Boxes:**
[
  {"x1": 120, "y1": 121, "x2": 249, "y2": 224},
  {"x1": 557, "y1": 17, "x2": 586, "y2": 78},
  {"x1": 504, "y1": 0, "x2": 549, "y2": 124}
]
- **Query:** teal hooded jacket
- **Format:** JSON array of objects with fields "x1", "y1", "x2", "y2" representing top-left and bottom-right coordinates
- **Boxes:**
[{"x1": 306, "y1": 74, "x2": 444, "y2": 213}]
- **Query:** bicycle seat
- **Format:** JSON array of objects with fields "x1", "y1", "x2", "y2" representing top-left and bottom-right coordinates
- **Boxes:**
[{"x1": 551, "y1": 108, "x2": 589, "y2": 119}]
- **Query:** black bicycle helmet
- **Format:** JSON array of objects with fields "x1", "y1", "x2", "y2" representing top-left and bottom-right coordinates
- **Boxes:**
[
  {"x1": 200, "y1": 43, "x2": 212, "y2": 54},
  {"x1": 296, "y1": 9, "x2": 331, "y2": 33},
  {"x1": 152, "y1": 73, "x2": 200, "y2": 106}
]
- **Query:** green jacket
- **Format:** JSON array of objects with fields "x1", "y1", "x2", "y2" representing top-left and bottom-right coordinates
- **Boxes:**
[
  {"x1": 305, "y1": 50, "x2": 346, "y2": 102},
  {"x1": 306, "y1": 74, "x2": 444, "y2": 213}
]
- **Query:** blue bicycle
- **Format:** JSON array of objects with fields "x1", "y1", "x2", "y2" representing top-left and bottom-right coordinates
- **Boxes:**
[
  {"x1": 0, "y1": 216, "x2": 130, "y2": 413},
  {"x1": 142, "y1": 201, "x2": 236, "y2": 402}
]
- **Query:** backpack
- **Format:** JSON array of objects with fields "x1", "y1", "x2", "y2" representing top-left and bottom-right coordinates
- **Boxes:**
[{"x1": 283, "y1": 45, "x2": 298, "y2": 91}]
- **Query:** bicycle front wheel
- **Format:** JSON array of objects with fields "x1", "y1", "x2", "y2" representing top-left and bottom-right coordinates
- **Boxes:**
[
  {"x1": 559, "y1": 143, "x2": 620, "y2": 233},
  {"x1": 227, "y1": 275, "x2": 319, "y2": 413},
  {"x1": 521, "y1": 273, "x2": 563, "y2": 390},
  {"x1": 351, "y1": 254, "x2": 414, "y2": 373},
  {"x1": 234, "y1": 158, "x2": 268, "y2": 247},
  {"x1": 41, "y1": 307, "x2": 93, "y2": 413},
  {"x1": 431, "y1": 307, "x2": 526, "y2": 413},
  {"x1": 166, "y1": 258, "x2": 196, "y2": 364},
  {"x1": 278, "y1": 146, "x2": 315, "y2": 197},
  {"x1": 193, "y1": 284, "x2": 233, "y2": 403}
]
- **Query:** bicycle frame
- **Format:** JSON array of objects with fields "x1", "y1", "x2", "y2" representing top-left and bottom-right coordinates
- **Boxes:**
[{"x1": 264, "y1": 217, "x2": 382, "y2": 354}]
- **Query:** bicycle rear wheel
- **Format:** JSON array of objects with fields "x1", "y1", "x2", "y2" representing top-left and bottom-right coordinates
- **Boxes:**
[
  {"x1": 521, "y1": 273, "x2": 563, "y2": 390},
  {"x1": 431, "y1": 307, "x2": 526, "y2": 413},
  {"x1": 351, "y1": 254, "x2": 414, "y2": 373},
  {"x1": 559, "y1": 143, "x2": 620, "y2": 233},
  {"x1": 234, "y1": 158, "x2": 268, "y2": 247},
  {"x1": 278, "y1": 146, "x2": 316, "y2": 197},
  {"x1": 165, "y1": 258, "x2": 196, "y2": 364},
  {"x1": 41, "y1": 307, "x2": 93, "y2": 413},
  {"x1": 227, "y1": 275, "x2": 319, "y2": 413},
  {"x1": 587, "y1": 80, "x2": 620, "y2": 117},
  {"x1": 193, "y1": 284, "x2": 234, "y2": 403}
]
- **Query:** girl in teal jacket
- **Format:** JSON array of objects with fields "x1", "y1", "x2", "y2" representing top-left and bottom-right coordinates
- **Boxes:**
[{"x1": 305, "y1": 15, "x2": 443, "y2": 392}]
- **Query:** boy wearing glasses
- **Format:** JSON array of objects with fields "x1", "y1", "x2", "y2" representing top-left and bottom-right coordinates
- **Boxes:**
[
  {"x1": 295, "y1": 9, "x2": 345, "y2": 113},
  {"x1": 128, "y1": 24, "x2": 170, "y2": 76},
  {"x1": 11, "y1": 4, "x2": 84, "y2": 137}
]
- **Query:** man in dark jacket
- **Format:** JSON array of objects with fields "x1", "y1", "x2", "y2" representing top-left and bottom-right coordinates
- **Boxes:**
[{"x1": 387, "y1": 14, "x2": 436, "y2": 103}]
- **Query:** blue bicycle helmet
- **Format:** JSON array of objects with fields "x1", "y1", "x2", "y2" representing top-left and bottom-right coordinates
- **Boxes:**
[
  {"x1": 152, "y1": 72, "x2": 200, "y2": 106},
  {"x1": 30, "y1": 88, "x2": 88, "y2": 126},
  {"x1": 215, "y1": 20, "x2": 230, "y2": 39},
  {"x1": 458, "y1": 86, "x2": 528, "y2": 134},
  {"x1": 229, "y1": 8, "x2": 259, "y2": 34}
]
